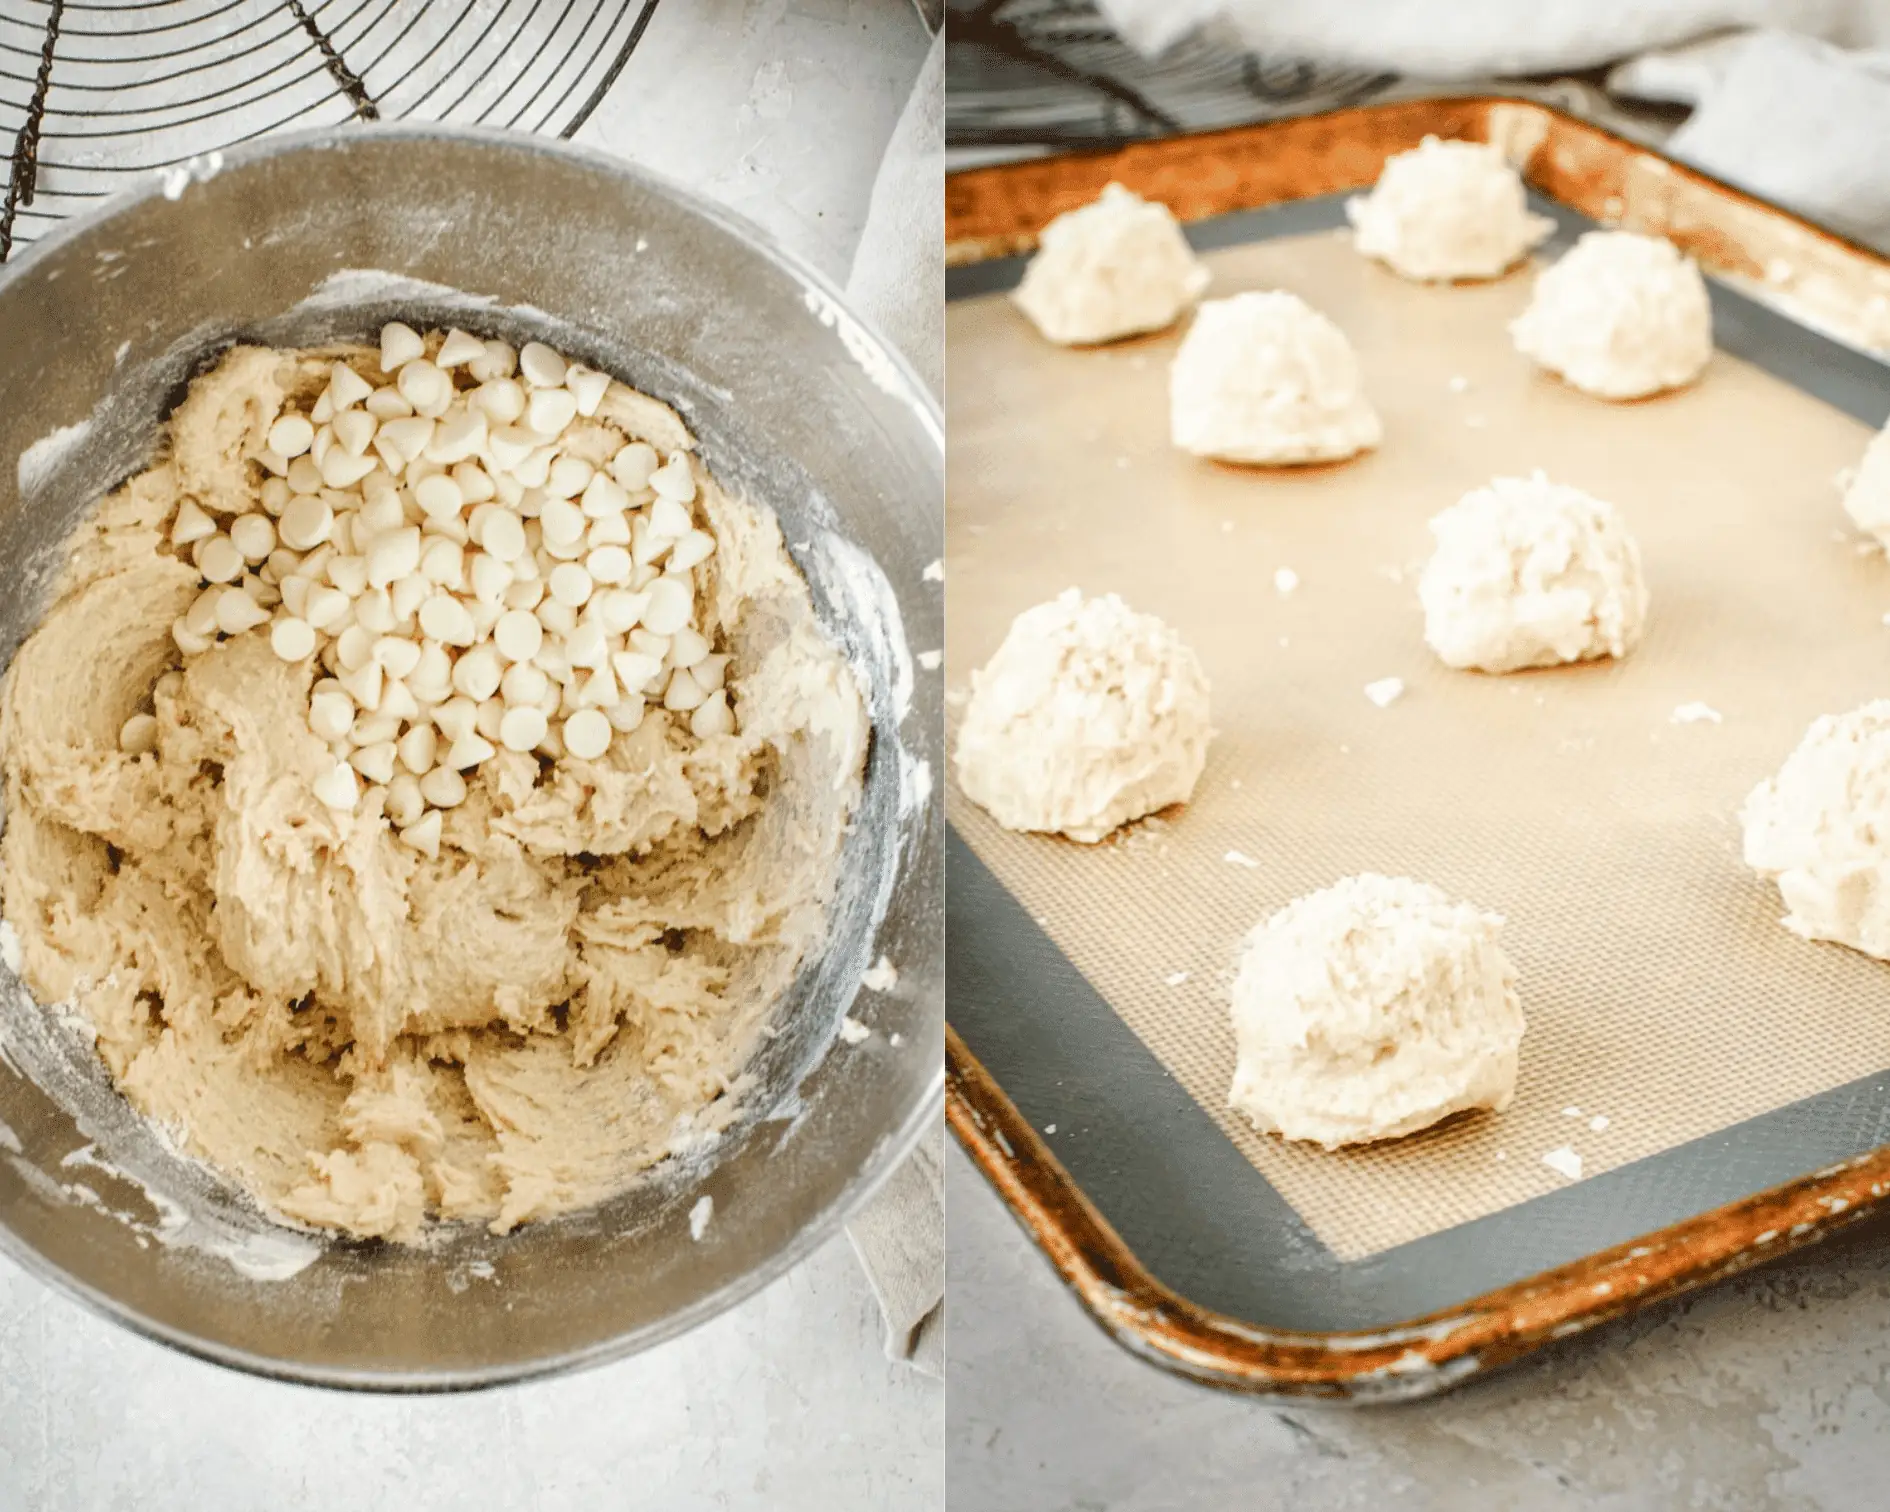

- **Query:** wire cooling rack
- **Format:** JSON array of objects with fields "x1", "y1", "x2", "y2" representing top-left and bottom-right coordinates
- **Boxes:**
[{"x1": 0, "y1": 0, "x2": 664, "y2": 259}]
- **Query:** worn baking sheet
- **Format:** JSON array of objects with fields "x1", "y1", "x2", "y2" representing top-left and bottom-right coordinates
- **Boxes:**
[{"x1": 946, "y1": 195, "x2": 1890, "y2": 1327}]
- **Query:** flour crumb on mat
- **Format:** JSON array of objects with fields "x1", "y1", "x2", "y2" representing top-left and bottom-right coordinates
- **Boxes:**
[
  {"x1": 1044, "y1": 1124, "x2": 1057, "y2": 1135},
  {"x1": 1115, "y1": 456, "x2": 1130, "y2": 469},
  {"x1": 917, "y1": 650, "x2": 942, "y2": 671},
  {"x1": 839, "y1": 1016, "x2": 871, "y2": 1045},
  {"x1": 860, "y1": 956, "x2": 899, "y2": 993},
  {"x1": 923, "y1": 558, "x2": 943, "y2": 583},
  {"x1": 889, "y1": 1032, "x2": 903, "y2": 1047},
  {"x1": 1164, "y1": 970, "x2": 1190, "y2": 986},
  {"x1": 1448, "y1": 375, "x2": 1469, "y2": 393},
  {"x1": 1221, "y1": 521, "x2": 1235, "y2": 534},
  {"x1": 1672, "y1": 702, "x2": 1722, "y2": 724},
  {"x1": 1561, "y1": 1105, "x2": 1583, "y2": 1118},
  {"x1": 1494, "y1": 1149, "x2": 1507, "y2": 1162},
  {"x1": 1589, "y1": 1114, "x2": 1610, "y2": 1132},
  {"x1": 1364, "y1": 677, "x2": 1405, "y2": 708},
  {"x1": 1224, "y1": 850, "x2": 1261, "y2": 869},
  {"x1": 1541, "y1": 1146, "x2": 1584, "y2": 1181},
  {"x1": 689, "y1": 1195, "x2": 714, "y2": 1241},
  {"x1": 1274, "y1": 567, "x2": 1299, "y2": 595}
]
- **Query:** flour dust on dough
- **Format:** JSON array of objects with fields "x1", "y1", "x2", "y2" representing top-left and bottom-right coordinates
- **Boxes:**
[
  {"x1": 954, "y1": 588, "x2": 1211, "y2": 844},
  {"x1": 1419, "y1": 472, "x2": 1649, "y2": 674},
  {"x1": 1012, "y1": 182, "x2": 1210, "y2": 347},
  {"x1": 1347, "y1": 135, "x2": 1554, "y2": 283},
  {"x1": 1229, "y1": 874, "x2": 1525, "y2": 1150},
  {"x1": 0, "y1": 341, "x2": 867, "y2": 1244}
]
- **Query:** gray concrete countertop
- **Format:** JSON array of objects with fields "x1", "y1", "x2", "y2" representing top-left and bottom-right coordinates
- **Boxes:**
[
  {"x1": 948, "y1": 1142, "x2": 1890, "y2": 1511},
  {"x1": 0, "y1": 5, "x2": 940, "y2": 1509}
]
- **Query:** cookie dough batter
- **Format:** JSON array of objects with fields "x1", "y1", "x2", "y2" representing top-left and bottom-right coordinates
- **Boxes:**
[
  {"x1": 954, "y1": 588, "x2": 1210, "y2": 843},
  {"x1": 1510, "y1": 230, "x2": 1712, "y2": 400},
  {"x1": 1169, "y1": 291, "x2": 1381, "y2": 465},
  {"x1": 1229, "y1": 874, "x2": 1525, "y2": 1149},
  {"x1": 1347, "y1": 135, "x2": 1554, "y2": 283},
  {"x1": 1743, "y1": 700, "x2": 1890, "y2": 959},
  {"x1": 1012, "y1": 183, "x2": 1210, "y2": 346},
  {"x1": 1420, "y1": 472, "x2": 1650, "y2": 674},
  {"x1": 0, "y1": 338, "x2": 867, "y2": 1243}
]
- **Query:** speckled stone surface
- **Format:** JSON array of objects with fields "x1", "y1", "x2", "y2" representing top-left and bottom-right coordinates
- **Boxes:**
[
  {"x1": 947, "y1": 1142, "x2": 1890, "y2": 1511},
  {"x1": 0, "y1": 5, "x2": 940, "y2": 1509}
]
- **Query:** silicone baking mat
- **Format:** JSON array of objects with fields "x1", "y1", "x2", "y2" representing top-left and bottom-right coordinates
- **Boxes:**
[{"x1": 946, "y1": 199, "x2": 1890, "y2": 1282}]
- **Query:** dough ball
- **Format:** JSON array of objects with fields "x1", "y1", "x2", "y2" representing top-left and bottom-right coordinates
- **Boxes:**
[
  {"x1": 1012, "y1": 182, "x2": 1210, "y2": 346},
  {"x1": 1420, "y1": 472, "x2": 1650, "y2": 674},
  {"x1": 1169, "y1": 291, "x2": 1382, "y2": 465},
  {"x1": 1743, "y1": 700, "x2": 1890, "y2": 959},
  {"x1": 1229, "y1": 874, "x2": 1525, "y2": 1150},
  {"x1": 1510, "y1": 230, "x2": 1712, "y2": 399},
  {"x1": 1840, "y1": 422, "x2": 1890, "y2": 547},
  {"x1": 1347, "y1": 135, "x2": 1554, "y2": 282},
  {"x1": 954, "y1": 588, "x2": 1211, "y2": 843}
]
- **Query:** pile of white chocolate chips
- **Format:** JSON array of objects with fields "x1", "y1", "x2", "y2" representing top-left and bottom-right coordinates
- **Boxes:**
[{"x1": 145, "y1": 324, "x2": 730, "y2": 858}]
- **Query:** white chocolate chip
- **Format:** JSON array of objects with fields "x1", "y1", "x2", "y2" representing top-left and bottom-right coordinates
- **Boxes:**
[
  {"x1": 308, "y1": 688, "x2": 354, "y2": 742},
  {"x1": 469, "y1": 340, "x2": 516, "y2": 383},
  {"x1": 667, "y1": 530, "x2": 716, "y2": 572},
  {"x1": 397, "y1": 723, "x2": 437, "y2": 775},
  {"x1": 649, "y1": 495, "x2": 693, "y2": 540},
  {"x1": 267, "y1": 413, "x2": 315, "y2": 458},
  {"x1": 650, "y1": 454, "x2": 696, "y2": 502},
  {"x1": 562, "y1": 708, "x2": 611, "y2": 759},
  {"x1": 350, "y1": 741, "x2": 397, "y2": 785},
  {"x1": 526, "y1": 386, "x2": 578, "y2": 438},
  {"x1": 669, "y1": 626, "x2": 710, "y2": 668},
  {"x1": 447, "y1": 731, "x2": 495, "y2": 770},
  {"x1": 499, "y1": 705, "x2": 548, "y2": 752},
  {"x1": 419, "y1": 764, "x2": 467, "y2": 809},
  {"x1": 452, "y1": 645, "x2": 503, "y2": 702},
  {"x1": 664, "y1": 668, "x2": 706, "y2": 712},
  {"x1": 278, "y1": 495, "x2": 334, "y2": 551},
  {"x1": 546, "y1": 455, "x2": 593, "y2": 499},
  {"x1": 270, "y1": 617, "x2": 317, "y2": 661},
  {"x1": 565, "y1": 364, "x2": 611, "y2": 417},
  {"x1": 338, "y1": 660, "x2": 384, "y2": 712},
  {"x1": 328, "y1": 362, "x2": 374, "y2": 411},
  {"x1": 690, "y1": 690, "x2": 734, "y2": 738},
  {"x1": 328, "y1": 554, "x2": 370, "y2": 598},
  {"x1": 385, "y1": 773, "x2": 425, "y2": 827},
  {"x1": 611, "y1": 442, "x2": 658, "y2": 491},
  {"x1": 198, "y1": 535, "x2": 244, "y2": 584},
  {"x1": 170, "y1": 499, "x2": 218, "y2": 547},
  {"x1": 287, "y1": 456, "x2": 324, "y2": 494},
  {"x1": 398, "y1": 809, "x2": 443, "y2": 859},
  {"x1": 215, "y1": 587, "x2": 269, "y2": 635},
  {"x1": 118, "y1": 712, "x2": 159, "y2": 755},
  {"x1": 312, "y1": 760, "x2": 360, "y2": 811},
  {"x1": 354, "y1": 589, "x2": 396, "y2": 635},
  {"x1": 331, "y1": 408, "x2": 376, "y2": 457},
  {"x1": 365, "y1": 387, "x2": 413, "y2": 421},
  {"x1": 518, "y1": 341, "x2": 567, "y2": 388},
  {"x1": 436, "y1": 329, "x2": 486, "y2": 368},
  {"x1": 365, "y1": 526, "x2": 422, "y2": 588},
  {"x1": 379, "y1": 322, "x2": 425, "y2": 372},
  {"x1": 641, "y1": 576, "x2": 692, "y2": 635}
]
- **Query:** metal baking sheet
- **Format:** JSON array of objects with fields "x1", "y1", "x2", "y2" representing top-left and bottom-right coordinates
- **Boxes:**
[{"x1": 946, "y1": 186, "x2": 1890, "y2": 1340}]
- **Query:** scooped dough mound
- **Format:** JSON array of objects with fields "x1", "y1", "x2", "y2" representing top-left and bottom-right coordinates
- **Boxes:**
[
  {"x1": 1840, "y1": 422, "x2": 1890, "y2": 547},
  {"x1": 1012, "y1": 182, "x2": 1210, "y2": 346},
  {"x1": 1742, "y1": 701, "x2": 1890, "y2": 959},
  {"x1": 954, "y1": 588, "x2": 1210, "y2": 844},
  {"x1": 0, "y1": 341, "x2": 867, "y2": 1244},
  {"x1": 1229, "y1": 874, "x2": 1524, "y2": 1149},
  {"x1": 1347, "y1": 135, "x2": 1554, "y2": 282},
  {"x1": 1420, "y1": 472, "x2": 1650, "y2": 674},
  {"x1": 1510, "y1": 230, "x2": 1712, "y2": 400},
  {"x1": 1169, "y1": 291, "x2": 1382, "y2": 465}
]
